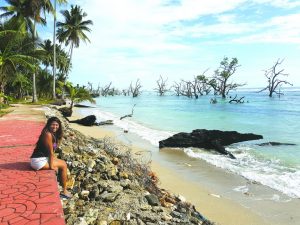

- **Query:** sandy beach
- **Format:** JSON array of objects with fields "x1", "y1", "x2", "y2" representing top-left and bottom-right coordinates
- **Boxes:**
[{"x1": 67, "y1": 108, "x2": 280, "y2": 225}]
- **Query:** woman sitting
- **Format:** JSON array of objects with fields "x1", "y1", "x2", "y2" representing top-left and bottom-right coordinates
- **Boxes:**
[{"x1": 30, "y1": 116, "x2": 71, "y2": 198}]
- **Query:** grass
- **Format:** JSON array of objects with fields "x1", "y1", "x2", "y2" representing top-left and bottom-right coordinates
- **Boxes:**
[{"x1": 0, "y1": 104, "x2": 12, "y2": 117}]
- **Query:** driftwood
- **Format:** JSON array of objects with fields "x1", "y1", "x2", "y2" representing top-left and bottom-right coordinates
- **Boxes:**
[
  {"x1": 257, "y1": 142, "x2": 296, "y2": 146},
  {"x1": 159, "y1": 129, "x2": 263, "y2": 159},
  {"x1": 120, "y1": 104, "x2": 136, "y2": 120},
  {"x1": 229, "y1": 95, "x2": 245, "y2": 103},
  {"x1": 95, "y1": 120, "x2": 113, "y2": 126}
]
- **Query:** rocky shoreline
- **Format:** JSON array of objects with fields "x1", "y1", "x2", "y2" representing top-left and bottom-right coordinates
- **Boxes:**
[{"x1": 46, "y1": 106, "x2": 214, "y2": 225}]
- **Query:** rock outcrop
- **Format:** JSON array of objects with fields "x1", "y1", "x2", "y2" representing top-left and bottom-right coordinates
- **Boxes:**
[{"x1": 159, "y1": 129, "x2": 263, "y2": 159}]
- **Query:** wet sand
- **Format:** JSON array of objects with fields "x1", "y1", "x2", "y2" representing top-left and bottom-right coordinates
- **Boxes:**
[{"x1": 67, "y1": 108, "x2": 290, "y2": 225}]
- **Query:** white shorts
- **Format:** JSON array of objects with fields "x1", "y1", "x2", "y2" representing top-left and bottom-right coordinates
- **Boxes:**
[{"x1": 30, "y1": 157, "x2": 48, "y2": 170}]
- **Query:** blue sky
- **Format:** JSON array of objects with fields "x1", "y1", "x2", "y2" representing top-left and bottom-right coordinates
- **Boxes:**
[{"x1": 5, "y1": 0, "x2": 300, "y2": 90}]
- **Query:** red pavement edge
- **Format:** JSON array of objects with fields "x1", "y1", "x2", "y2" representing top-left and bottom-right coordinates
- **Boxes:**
[{"x1": 0, "y1": 115, "x2": 65, "y2": 225}]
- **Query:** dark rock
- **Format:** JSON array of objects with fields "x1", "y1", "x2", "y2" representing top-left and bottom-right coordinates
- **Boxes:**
[
  {"x1": 69, "y1": 115, "x2": 97, "y2": 126},
  {"x1": 257, "y1": 142, "x2": 296, "y2": 146},
  {"x1": 89, "y1": 188, "x2": 100, "y2": 199},
  {"x1": 159, "y1": 129, "x2": 263, "y2": 159},
  {"x1": 59, "y1": 107, "x2": 72, "y2": 117},
  {"x1": 145, "y1": 194, "x2": 160, "y2": 206},
  {"x1": 170, "y1": 211, "x2": 182, "y2": 219},
  {"x1": 74, "y1": 104, "x2": 93, "y2": 108}
]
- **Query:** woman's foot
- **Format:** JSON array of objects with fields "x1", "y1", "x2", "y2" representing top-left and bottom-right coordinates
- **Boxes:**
[{"x1": 60, "y1": 190, "x2": 72, "y2": 199}]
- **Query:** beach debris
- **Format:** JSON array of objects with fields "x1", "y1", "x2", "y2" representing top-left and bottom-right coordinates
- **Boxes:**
[
  {"x1": 184, "y1": 163, "x2": 192, "y2": 167},
  {"x1": 95, "y1": 120, "x2": 113, "y2": 126},
  {"x1": 176, "y1": 194, "x2": 186, "y2": 202},
  {"x1": 257, "y1": 142, "x2": 296, "y2": 146},
  {"x1": 159, "y1": 129, "x2": 263, "y2": 159},
  {"x1": 229, "y1": 94, "x2": 245, "y2": 103},
  {"x1": 120, "y1": 104, "x2": 136, "y2": 120},
  {"x1": 209, "y1": 193, "x2": 221, "y2": 198}
]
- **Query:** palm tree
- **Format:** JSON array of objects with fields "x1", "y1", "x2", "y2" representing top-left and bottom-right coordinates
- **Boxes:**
[
  {"x1": 26, "y1": 0, "x2": 54, "y2": 102},
  {"x1": 52, "y1": 0, "x2": 67, "y2": 99},
  {"x1": 0, "y1": 29, "x2": 37, "y2": 94},
  {"x1": 65, "y1": 82, "x2": 95, "y2": 111},
  {"x1": 11, "y1": 72, "x2": 31, "y2": 99},
  {"x1": 57, "y1": 4, "x2": 93, "y2": 75},
  {"x1": 40, "y1": 39, "x2": 53, "y2": 70},
  {"x1": 0, "y1": 0, "x2": 34, "y2": 34},
  {"x1": 0, "y1": 0, "x2": 54, "y2": 102}
]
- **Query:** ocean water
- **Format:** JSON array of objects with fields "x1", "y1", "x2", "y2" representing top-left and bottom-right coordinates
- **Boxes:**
[{"x1": 79, "y1": 88, "x2": 300, "y2": 198}]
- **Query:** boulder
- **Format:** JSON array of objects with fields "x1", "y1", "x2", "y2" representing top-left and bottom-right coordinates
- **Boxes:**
[
  {"x1": 70, "y1": 115, "x2": 97, "y2": 126},
  {"x1": 159, "y1": 129, "x2": 263, "y2": 159},
  {"x1": 145, "y1": 194, "x2": 160, "y2": 206}
]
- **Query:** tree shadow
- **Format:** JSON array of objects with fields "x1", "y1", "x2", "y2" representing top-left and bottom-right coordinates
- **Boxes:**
[{"x1": 0, "y1": 161, "x2": 33, "y2": 171}]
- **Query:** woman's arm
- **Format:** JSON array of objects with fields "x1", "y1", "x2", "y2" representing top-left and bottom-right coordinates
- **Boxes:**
[{"x1": 42, "y1": 132, "x2": 55, "y2": 170}]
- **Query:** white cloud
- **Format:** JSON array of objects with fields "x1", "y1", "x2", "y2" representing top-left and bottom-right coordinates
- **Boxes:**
[
  {"x1": 58, "y1": 0, "x2": 300, "y2": 88},
  {"x1": 232, "y1": 13, "x2": 300, "y2": 44},
  {"x1": 252, "y1": 0, "x2": 300, "y2": 8}
]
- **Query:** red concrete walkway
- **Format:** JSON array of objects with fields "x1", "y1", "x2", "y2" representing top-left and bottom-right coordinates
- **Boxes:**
[{"x1": 0, "y1": 106, "x2": 65, "y2": 225}]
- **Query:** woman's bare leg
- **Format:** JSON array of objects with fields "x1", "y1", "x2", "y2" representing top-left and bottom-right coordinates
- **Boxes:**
[{"x1": 41, "y1": 159, "x2": 70, "y2": 195}]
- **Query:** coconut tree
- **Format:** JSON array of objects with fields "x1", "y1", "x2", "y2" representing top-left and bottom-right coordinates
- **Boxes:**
[
  {"x1": 26, "y1": 0, "x2": 54, "y2": 102},
  {"x1": 0, "y1": 30, "x2": 37, "y2": 94},
  {"x1": 0, "y1": 0, "x2": 34, "y2": 34},
  {"x1": 0, "y1": 0, "x2": 54, "y2": 102},
  {"x1": 59, "y1": 82, "x2": 95, "y2": 116},
  {"x1": 66, "y1": 82, "x2": 95, "y2": 110},
  {"x1": 52, "y1": 0, "x2": 67, "y2": 99},
  {"x1": 39, "y1": 39, "x2": 53, "y2": 70},
  {"x1": 57, "y1": 5, "x2": 93, "y2": 76},
  {"x1": 11, "y1": 72, "x2": 31, "y2": 99}
]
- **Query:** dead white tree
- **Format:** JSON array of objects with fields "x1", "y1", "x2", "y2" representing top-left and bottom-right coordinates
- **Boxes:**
[
  {"x1": 259, "y1": 59, "x2": 293, "y2": 97},
  {"x1": 129, "y1": 79, "x2": 142, "y2": 97},
  {"x1": 101, "y1": 82, "x2": 112, "y2": 97},
  {"x1": 154, "y1": 75, "x2": 169, "y2": 96},
  {"x1": 173, "y1": 81, "x2": 182, "y2": 96}
]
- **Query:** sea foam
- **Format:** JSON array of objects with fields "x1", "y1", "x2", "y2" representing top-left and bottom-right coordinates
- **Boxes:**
[
  {"x1": 80, "y1": 108, "x2": 174, "y2": 146},
  {"x1": 183, "y1": 147, "x2": 300, "y2": 198},
  {"x1": 78, "y1": 107, "x2": 300, "y2": 199}
]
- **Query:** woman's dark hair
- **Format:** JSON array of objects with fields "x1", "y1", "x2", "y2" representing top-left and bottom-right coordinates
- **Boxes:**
[{"x1": 37, "y1": 117, "x2": 63, "y2": 145}]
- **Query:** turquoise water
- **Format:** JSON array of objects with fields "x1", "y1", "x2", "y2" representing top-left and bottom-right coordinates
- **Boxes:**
[{"x1": 80, "y1": 88, "x2": 300, "y2": 198}]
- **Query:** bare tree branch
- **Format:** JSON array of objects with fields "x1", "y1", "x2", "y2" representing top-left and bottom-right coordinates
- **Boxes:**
[{"x1": 259, "y1": 58, "x2": 293, "y2": 97}]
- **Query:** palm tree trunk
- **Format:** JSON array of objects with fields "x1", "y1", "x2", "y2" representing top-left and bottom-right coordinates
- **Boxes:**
[
  {"x1": 62, "y1": 43, "x2": 73, "y2": 100},
  {"x1": 52, "y1": 0, "x2": 57, "y2": 99},
  {"x1": 32, "y1": 20, "x2": 38, "y2": 103}
]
